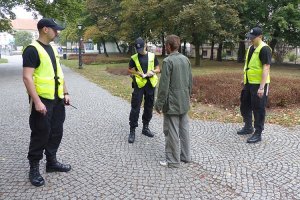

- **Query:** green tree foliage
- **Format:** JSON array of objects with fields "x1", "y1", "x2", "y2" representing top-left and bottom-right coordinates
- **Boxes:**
[
  {"x1": 21, "y1": 1, "x2": 87, "y2": 49},
  {"x1": 237, "y1": 0, "x2": 300, "y2": 63},
  {"x1": 21, "y1": 0, "x2": 299, "y2": 65},
  {"x1": 0, "y1": 0, "x2": 22, "y2": 31},
  {"x1": 271, "y1": 3, "x2": 300, "y2": 47},
  {"x1": 84, "y1": 25, "x2": 110, "y2": 56},
  {"x1": 211, "y1": 0, "x2": 241, "y2": 61},
  {"x1": 14, "y1": 31, "x2": 33, "y2": 48},
  {"x1": 23, "y1": 0, "x2": 85, "y2": 23},
  {"x1": 86, "y1": 0, "x2": 121, "y2": 38},
  {"x1": 119, "y1": 0, "x2": 158, "y2": 54},
  {"x1": 120, "y1": 0, "x2": 150, "y2": 41},
  {"x1": 177, "y1": 0, "x2": 216, "y2": 66},
  {"x1": 236, "y1": 0, "x2": 248, "y2": 63},
  {"x1": 243, "y1": 0, "x2": 300, "y2": 49},
  {"x1": 148, "y1": 0, "x2": 189, "y2": 56},
  {"x1": 59, "y1": 23, "x2": 78, "y2": 45},
  {"x1": 84, "y1": 26, "x2": 101, "y2": 44},
  {"x1": 271, "y1": 3, "x2": 300, "y2": 63},
  {"x1": 85, "y1": 0, "x2": 122, "y2": 55}
]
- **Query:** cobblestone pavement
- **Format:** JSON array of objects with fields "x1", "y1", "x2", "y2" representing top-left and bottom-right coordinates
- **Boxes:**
[{"x1": 1, "y1": 55, "x2": 300, "y2": 200}]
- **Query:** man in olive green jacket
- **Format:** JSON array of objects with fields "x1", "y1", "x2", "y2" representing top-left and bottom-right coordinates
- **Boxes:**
[{"x1": 154, "y1": 35, "x2": 193, "y2": 168}]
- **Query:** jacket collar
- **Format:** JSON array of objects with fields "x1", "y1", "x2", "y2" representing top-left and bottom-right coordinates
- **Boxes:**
[{"x1": 169, "y1": 51, "x2": 179, "y2": 56}]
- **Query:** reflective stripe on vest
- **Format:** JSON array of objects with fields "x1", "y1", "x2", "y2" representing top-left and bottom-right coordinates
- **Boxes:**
[
  {"x1": 30, "y1": 41, "x2": 64, "y2": 99},
  {"x1": 244, "y1": 41, "x2": 271, "y2": 84},
  {"x1": 131, "y1": 52, "x2": 158, "y2": 88}
]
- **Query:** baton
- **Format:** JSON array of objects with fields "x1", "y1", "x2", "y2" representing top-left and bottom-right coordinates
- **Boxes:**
[
  {"x1": 64, "y1": 99, "x2": 78, "y2": 109},
  {"x1": 68, "y1": 103, "x2": 78, "y2": 109}
]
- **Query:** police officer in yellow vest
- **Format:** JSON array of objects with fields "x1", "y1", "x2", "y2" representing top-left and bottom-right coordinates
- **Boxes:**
[
  {"x1": 127, "y1": 37, "x2": 160, "y2": 143},
  {"x1": 237, "y1": 27, "x2": 272, "y2": 143},
  {"x1": 23, "y1": 18, "x2": 71, "y2": 187}
]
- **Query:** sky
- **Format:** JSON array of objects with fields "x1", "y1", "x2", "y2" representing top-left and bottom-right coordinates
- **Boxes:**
[{"x1": 12, "y1": 6, "x2": 41, "y2": 19}]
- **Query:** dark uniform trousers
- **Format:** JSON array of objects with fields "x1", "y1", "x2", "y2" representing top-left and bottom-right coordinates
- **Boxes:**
[
  {"x1": 28, "y1": 97, "x2": 65, "y2": 162},
  {"x1": 129, "y1": 81, "x2": 155, "y2": 128},
  {"x1": 240, "y1": 83, "x2": 268, "y2": 133}
]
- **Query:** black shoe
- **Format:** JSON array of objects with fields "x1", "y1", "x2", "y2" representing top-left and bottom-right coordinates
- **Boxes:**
[
  {"x1": 237, "y1": 126, "x2": 254, "y2": 135},
  {"x1": 180, "y1": 159, "x2": 191, "y2": 163},
  {"x1": 142, "y1": 124, "x2": 154, "y2": 137},
  {"x1": 247, "y1": 132, "x2": 262, "y2": 143},
  {"x1": 29, "y1": 161, "x2": 45, "y2": 187},
  {"x1": 128, "y1": 128, "x2": 135, "y2": 143},
  {"x1": 46, "y1": 157, "x2": 71, "y2": 172}
]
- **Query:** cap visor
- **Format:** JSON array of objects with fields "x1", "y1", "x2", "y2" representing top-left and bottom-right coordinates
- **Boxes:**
[
  {"x1": 246, "y1": 33, "x2": 256, "y2": 40},
  {"x1": 52, "y1": 25, "x2": 65, "y2": 31}
]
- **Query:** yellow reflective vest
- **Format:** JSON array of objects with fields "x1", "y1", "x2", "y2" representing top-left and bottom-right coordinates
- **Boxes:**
[
  {"x1": 131, "y1": 52, "x2": 158, "y2": 88},
  {"x1": 244, "y1": 41, "x2": 271, "y2": 84},
  {"x1": 29, "y1": 41, "x2": 64, "y2": 99}
]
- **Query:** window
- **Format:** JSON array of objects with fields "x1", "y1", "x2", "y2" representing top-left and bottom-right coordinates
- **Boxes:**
[
  {"x1": 202, "y1": 50, "x2": 207, "y2": 57},
  {"x1": 85, "y1": 42, "x2": 94, "y2": 50}
]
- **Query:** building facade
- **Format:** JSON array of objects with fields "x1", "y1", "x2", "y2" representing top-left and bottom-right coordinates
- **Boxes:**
[{"x1": 0, "y1": 19, "x2": 38, "y2": 55}]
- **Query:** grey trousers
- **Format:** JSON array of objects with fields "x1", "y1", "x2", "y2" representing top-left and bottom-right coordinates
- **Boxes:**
[{"x1": 163, "y1": 113, "x2": 191, "y2": 167}]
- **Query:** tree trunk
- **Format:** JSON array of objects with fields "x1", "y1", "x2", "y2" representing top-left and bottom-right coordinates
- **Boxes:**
[
  {"x1": 210, "y1": 40, "x2": 214, "y2": 60},
  {"x1": 217, "y1": 42, "x2": 223, "y2": 62},
  {"x1": 269, "y1": 29, "x2": 279, "y2": 52},
  {"x1": 182, "y1": 40, "x2": 187, "y2": 56},
  {"x1": 237, "y1": 40, "x2": 245, "y2": 63},
  {"x1": 161, "y1": 32, "x2": 166, "y2": 57},
  {"x1": 270, "y1": 38, "x2": 277, "y2": 52},
  {"x1": 192, "y1": 33, "x2": 201, "y2": 66},
  {"x1": 122, "y1": 45, "x2": 127, "y2": 53},
  {"x1": 273, "y1": 42, "x2": 288, "y2": 64},
  {"x1": 178, "y1": 34, "x2": 182, "y2": 53},
  {"x1": 114, "y1": 38, "x2": 122, "y2": 54},
  {"x1": 127, "y1": 44, "x2": 134, "y2": 55},
  {"x1": 195, "y1": 42, "x2": 201, "y2": 67},
  {"x1": 101, "y1": 38, "x2": 109, "y2": 57}
]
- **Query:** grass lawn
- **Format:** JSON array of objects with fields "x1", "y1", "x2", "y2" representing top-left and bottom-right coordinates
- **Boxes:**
[
  {"x1": 62, "y1": 60, "x2": 132, "y2": 101},
  {"x1": 0, "y1": 58, "x2": 8, "y2": 64},
  {"x1": 61, "y1": 57, "x2": 300, "y2": 127}
]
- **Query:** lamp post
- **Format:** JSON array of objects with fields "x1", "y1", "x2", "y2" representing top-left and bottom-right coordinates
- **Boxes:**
[{"x1": 77, "y1": 24, "x2": 83, "y2": 69}]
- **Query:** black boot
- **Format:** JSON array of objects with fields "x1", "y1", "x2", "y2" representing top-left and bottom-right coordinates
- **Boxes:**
[
  {"x1": 46, "y1": 156, "x2": 71, "y2": 173},
  {"x1": 247, "y1": 131, "x2": 262, "y2": 143},
  {"x1": 237, "y1": 125, "x2": 254, "y2": 135},
  {"x1": 142, "y1": 124, "x2": 154, "y2": 137},
  {"x1": 29, "y1": 161, "x2": 45, "y2": 187},
  {"x1": 128, "y1": 127, "x2": 135, "y2": 143}
]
